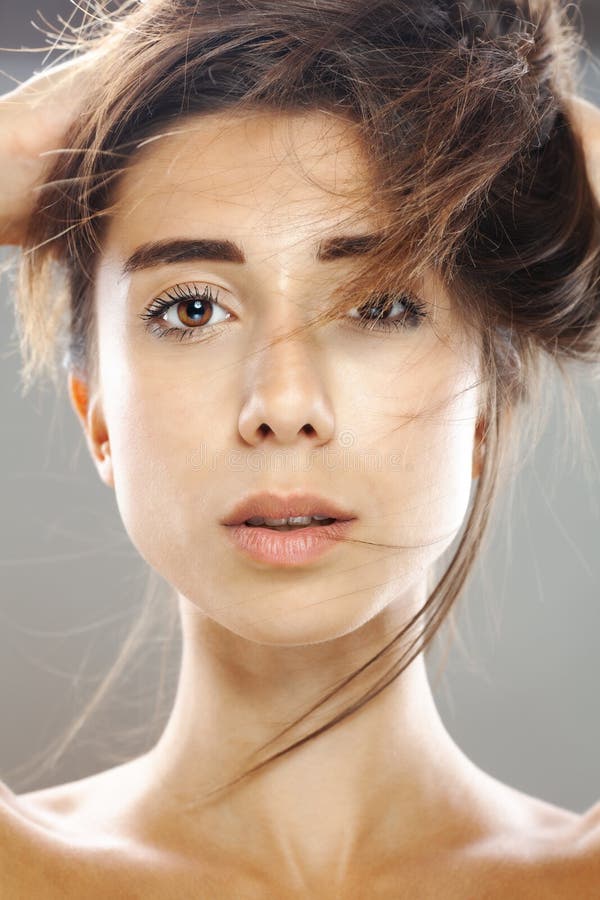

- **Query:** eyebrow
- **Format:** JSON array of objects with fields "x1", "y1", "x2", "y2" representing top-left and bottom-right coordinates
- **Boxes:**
[{"x1": 119, "y1": 233, "x2": 383, "y2": 278}]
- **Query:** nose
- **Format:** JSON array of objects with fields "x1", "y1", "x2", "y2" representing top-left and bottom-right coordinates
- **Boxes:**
[{"x1": 238, "y1": 324, "x2": 335, "y2": 448}]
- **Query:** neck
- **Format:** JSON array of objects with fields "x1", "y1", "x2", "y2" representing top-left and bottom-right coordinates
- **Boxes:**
[{"x1": 136, "y1": 579, "x2": 486, "y2": 882}]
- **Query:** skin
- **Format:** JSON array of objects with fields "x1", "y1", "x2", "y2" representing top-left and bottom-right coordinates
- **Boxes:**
[
  {"x1": 0, "y1": 49, "x2": 111, "y2": 245},
  {"x1": 569, "y1": 95, "x2": 600, "y2": 200},
  {"x1": 3, "y1": 107, "x2": 600, "y2": 896}
]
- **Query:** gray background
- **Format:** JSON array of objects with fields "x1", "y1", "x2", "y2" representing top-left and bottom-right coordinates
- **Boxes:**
[{"x1": 1, "y1": 1, "x2": 599, "y2": 813}]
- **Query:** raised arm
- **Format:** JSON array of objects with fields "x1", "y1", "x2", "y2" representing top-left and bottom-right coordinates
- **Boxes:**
[
  {"x1": 0, "y1": 51, "x2": 106, "y2": 247},
  {"x1": 567, "y1": 93, "x2": 600, "y2": 204}
]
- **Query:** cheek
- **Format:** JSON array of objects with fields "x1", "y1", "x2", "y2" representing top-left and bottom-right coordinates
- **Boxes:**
[
  {"x1": 409, "y1": 392, "x2": 477, "y2": 539},
  {"x1": 96, "y1": 334, "x2": 231, "y2": 570},
  {"x1": 367, "y1": 358, "x2": 480, "y2": 556}
]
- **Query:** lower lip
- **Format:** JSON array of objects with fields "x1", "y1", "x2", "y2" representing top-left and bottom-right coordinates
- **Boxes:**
[{"x1": 223, "y1": 520, "x2": 356, "y2": 567}]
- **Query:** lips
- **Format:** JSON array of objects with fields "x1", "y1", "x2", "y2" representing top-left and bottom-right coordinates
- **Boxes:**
[
  {"x1": 221, "y1": 491, "x2": 356, "y2": 527},
  {"x1": 224, "y1": 518, "x2": 356, "y2": 566}
]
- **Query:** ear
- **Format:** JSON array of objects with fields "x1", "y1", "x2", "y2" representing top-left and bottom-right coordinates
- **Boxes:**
[
  {"x1": 471, "y1": 415, "x2": 487, "y2": 481},
  {"x1": 67, "y1": 371, "x2": 114, "y2": 489}
]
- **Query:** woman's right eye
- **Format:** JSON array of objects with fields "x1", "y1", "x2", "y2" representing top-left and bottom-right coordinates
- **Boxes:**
[{"x1": 138, "y1": 283, "x2": 232, "y2": 342}]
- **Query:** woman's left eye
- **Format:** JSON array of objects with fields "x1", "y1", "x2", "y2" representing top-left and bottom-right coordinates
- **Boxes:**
[
  {"x1": 345, "y1": 292, "x2": 427, "y2": 331},
  {"x1": 139, "y1": 283, "x2": 231, "y2": 342}
]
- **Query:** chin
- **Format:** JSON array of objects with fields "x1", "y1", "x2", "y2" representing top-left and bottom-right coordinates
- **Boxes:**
[{"x1": 175, "y1": 571, "x2": 385, "y2": 646}]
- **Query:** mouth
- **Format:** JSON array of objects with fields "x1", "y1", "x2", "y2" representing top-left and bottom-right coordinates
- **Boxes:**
[
  {"x1": 220, "y1": 491, "x2": 357, "y2": 565},
  {"x1": 242, "y1": 515, "x2": 338, "y2": 531},
  {"x1": 221, "y1": 491, "x2": 356, "y2": 528},
  {"x1": 223, "y1": 517, "x2": 357, "y2": 567}
]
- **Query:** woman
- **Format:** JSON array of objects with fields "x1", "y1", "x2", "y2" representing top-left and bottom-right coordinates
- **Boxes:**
[{"x1": 1, "y1": 0, "x2": 600, "y2": 895}]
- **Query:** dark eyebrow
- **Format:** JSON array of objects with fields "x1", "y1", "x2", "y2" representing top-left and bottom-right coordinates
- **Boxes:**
[{"x1": 119, "y1": 233, "x2": 382, "y2": 278}]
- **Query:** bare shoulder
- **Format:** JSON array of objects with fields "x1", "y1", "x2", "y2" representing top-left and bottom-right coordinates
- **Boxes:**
[
  {"x1": 0, "y1": 778, "x2": 44, "y2": 849},
  {"x1": 537, "y1": 798, "x2": 600, "y2": 899},
  {"x1": 0, "y1": 760, "x2": 192, "y2": 899},
  {"x1": 11, "y1": 750, "x2": 158, "y2": 817},
  {"x1": 576, "y1": 798, "x2": 600, "y2": 865},
  {"x1": 467, "y1": 789, "x2": 600, "y2": 899},
  {"x1": 0, "y1": 778, "x2": 63, "y2": 896},
  {"x1": 0, "y1": 770, "x2": 156, "y2": 898}
]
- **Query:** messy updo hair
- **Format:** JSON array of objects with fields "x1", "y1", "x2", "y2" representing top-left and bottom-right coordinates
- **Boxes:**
[{"x1": 4, "y1": 0, "x2": 600, "y2": 804}]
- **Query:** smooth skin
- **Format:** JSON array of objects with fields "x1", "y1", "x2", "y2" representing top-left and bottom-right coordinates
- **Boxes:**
[{"x1": 1, "y1": 56, "x2": 600, "y2": 899}]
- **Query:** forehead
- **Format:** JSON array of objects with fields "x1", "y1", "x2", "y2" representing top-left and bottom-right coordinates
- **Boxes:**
[
  {"x1": 97, "y1": 110, "x2": 456, "y2": 330},
  {"x1": 104, "y1": 110, "x2": 379, "y2": 251}
]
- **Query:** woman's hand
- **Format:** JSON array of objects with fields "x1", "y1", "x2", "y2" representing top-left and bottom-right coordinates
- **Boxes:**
[
  {"x1": 567, "y1": 94, "x2": 600, "y2": 204},
  {"x1": 0, "y1": 50, "x2": 106, "y2": 246}
]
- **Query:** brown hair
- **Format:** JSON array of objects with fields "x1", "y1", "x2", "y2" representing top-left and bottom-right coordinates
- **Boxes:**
[{"x1": 4, "y1": 0, "x2": 600, "y2": 805}]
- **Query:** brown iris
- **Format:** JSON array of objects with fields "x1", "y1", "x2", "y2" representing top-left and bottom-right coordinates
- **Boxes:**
[{"x1": 175, "y1": 297, "x2": 214, "y2": 328}]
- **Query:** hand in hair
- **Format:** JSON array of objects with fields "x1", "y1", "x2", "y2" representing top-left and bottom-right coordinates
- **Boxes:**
[
  {"x1": 567, "y1": 94, "x2": 600, "y2": 204},
  {"x1": 0, "y1": 51, "x2": 105, "y2": 246}
]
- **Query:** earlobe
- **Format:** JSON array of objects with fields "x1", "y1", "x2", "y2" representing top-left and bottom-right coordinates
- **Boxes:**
[
  {"x1": 67, "y1": 371, "x2": 114, "y2": 489},
  {"x1": 97, "y1": 439, "x2": 114, "y2": 489}
]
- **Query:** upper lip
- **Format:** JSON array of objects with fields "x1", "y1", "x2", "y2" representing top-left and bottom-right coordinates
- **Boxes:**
[{"x1": 221, "y1": 491, "x2": 357, "y2": 526}]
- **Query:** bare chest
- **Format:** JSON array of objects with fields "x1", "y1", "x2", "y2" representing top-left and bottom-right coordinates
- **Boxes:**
[
  {"x1": 3, "y1": 784, "x2": 597, "y2": 900},
  {"x1": 15, "y1": 841, "x2": 595, "y2": 900}
]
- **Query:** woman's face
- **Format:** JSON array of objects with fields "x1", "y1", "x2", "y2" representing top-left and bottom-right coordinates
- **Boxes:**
[{"x1": 80, "y1": 110, "x2": 483, "y2": 645}]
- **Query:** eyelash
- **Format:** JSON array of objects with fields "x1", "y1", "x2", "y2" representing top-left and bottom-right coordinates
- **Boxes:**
[{"x1": 138, "y1": 282, "x2": 428, "y2": 343}]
